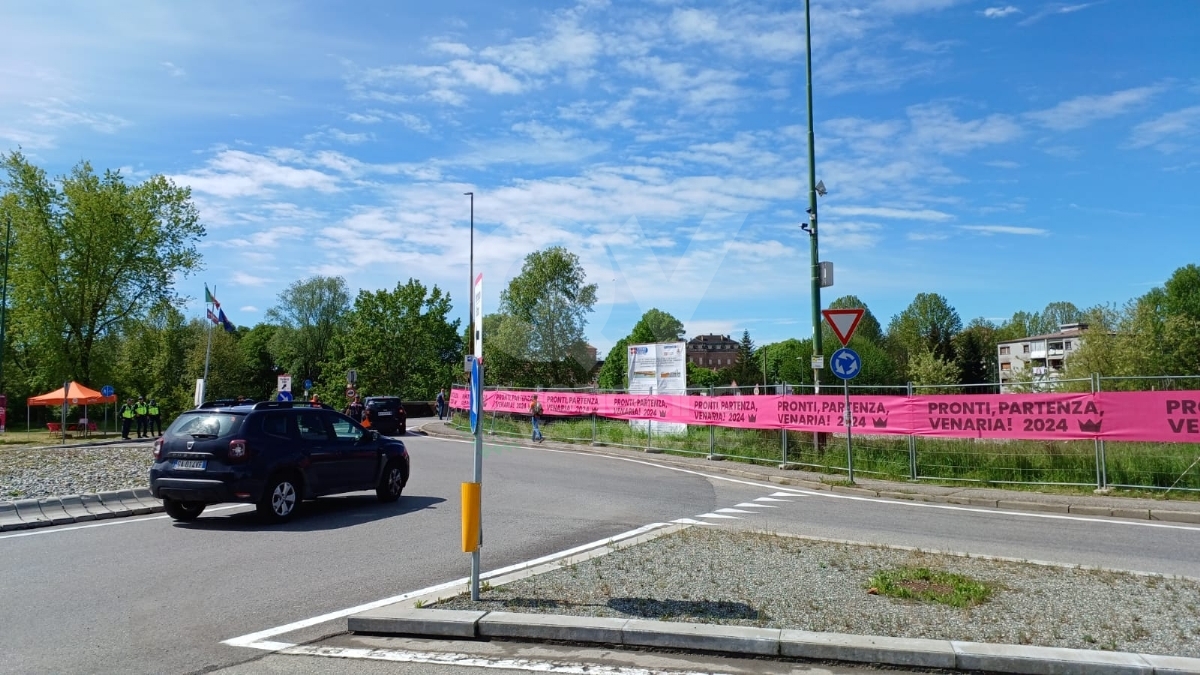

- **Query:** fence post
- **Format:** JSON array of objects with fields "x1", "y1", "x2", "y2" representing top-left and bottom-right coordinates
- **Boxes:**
[
  {"x1": 1093, "y1": 373, "x2": 1108, "y2": 491},
  {"x1": 708, "y1": 385, "x2": 716, "y2": 460},
  {"x1": 779, "y1": 382, "x2": 788, "y2": 468},
  {"x1": 907, "y1": 381, "x2": 917, "y2": 480}
]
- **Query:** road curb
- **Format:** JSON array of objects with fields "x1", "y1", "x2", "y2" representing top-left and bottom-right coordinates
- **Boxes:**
[
  {"x1": 349, "y1": 606, "x2": 1200, "y2": 674},
  {"x1": 0, "y1": 491, "x2": 164, "y2": 531},
  {"x1": 418, "y1": 423, "x2": 1200, "y2": 526}
]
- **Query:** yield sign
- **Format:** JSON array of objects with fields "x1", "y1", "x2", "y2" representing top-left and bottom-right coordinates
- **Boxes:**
[{"x1": 822, "y1": 308, "x2": 865, "y2": 346}]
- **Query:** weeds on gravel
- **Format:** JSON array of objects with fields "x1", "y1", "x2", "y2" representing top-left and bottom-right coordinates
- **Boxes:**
[{"x1": 868, "y1": 566, "x2": 992, "y2": 608}]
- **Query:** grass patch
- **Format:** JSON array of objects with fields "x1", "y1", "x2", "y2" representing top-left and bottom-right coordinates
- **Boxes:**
[{"x1": 868, "y1": 566, "x2": 992, "y2": 608}]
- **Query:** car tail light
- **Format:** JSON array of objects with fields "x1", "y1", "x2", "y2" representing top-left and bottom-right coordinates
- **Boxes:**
[
  {"x1": 228, "y1": 439, "x2": 249, "y2": 462},
  {"x1": 153, "y1": 437, "x2": 164, "y2": 460}
]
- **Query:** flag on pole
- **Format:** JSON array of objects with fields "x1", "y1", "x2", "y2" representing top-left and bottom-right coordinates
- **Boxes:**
[
  {"x1": 207, "y1": 308, "x2": 220, "y2": 325},
  {"x1": 205, "y1": 285, "x2": 220, "y2": 309},
  {"x1": 218, "y1": 308, "x2": 235, "y2": 333}
]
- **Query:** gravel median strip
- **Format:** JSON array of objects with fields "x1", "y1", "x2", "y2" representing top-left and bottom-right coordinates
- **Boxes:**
[
  {"x1": 1, "y1": 445, "x2": 153, "y2": 501},
  {"x1": 437, "y1": 527, "x2": 1200, "y2": 659}
]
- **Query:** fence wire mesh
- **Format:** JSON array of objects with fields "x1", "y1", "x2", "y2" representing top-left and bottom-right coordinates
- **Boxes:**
[{"x1": 449, "y1": 375, "x2": 1200, "y2": 493}]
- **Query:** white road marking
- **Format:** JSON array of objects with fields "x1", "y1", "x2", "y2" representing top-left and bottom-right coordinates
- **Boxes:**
[
  {"x1": 672, "y1": 518, "x2": 703, "y2": 524},
  {"x1": 715, "y1": 508, "x2": 753, "y2": 514},
  {"x1": 753, "y1": 497, "x2": 793, "y2": 503},
  {"x1": 733, "y1": 503, "x2": 775, "y2": 508},
  {"x1": 280, "y1": 644, "x2": 729, "y2": 675},
  {"x1": 694, "y1": 513, "x2": 739, "y2": 520},
  {"x1": 0, "y1": 504, "x2": 253, "y2": 540},
  {"x1": 769, "y1": 492, "x2": 799, "y2": 498},
  {"x1": 417, "y1": 434, "x2": 1200, "y2": 533},
  {"x1": 765, "y1": 485, "x2": 1200, "y2": 532},
  {"x1": 223, "y1": 521, "x2": 671, "y2": 651}
]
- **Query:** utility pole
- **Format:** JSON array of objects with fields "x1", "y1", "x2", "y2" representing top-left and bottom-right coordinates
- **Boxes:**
[
  {"x1": 804, "y1": 0, "x2": 824, "y2": 454},
  {"x1": 465, "y1": 192, "x2": 474, "y2": 348},
  {"x1": 0, "y1": 213, "x2": 11, "y2": 391}
]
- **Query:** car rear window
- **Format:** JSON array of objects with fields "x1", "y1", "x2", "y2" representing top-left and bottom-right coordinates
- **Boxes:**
[
  {"x1": 366, "y1": 398, "x2": 401, "y2": 410},
  {"x1": 167, "y1": 412, "x2": 246, "y2": 438}
]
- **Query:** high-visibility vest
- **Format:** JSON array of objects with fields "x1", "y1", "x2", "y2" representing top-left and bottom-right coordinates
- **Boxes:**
[
  {"x1": 121, "y1": 406, "x2": 134, "y2": 419},
  {"x1": 136, "y1": 404, "x2": 148, "y2": 415},
  {"x1": 148, "y1": 405, "x2": 159, "y2": 415}
]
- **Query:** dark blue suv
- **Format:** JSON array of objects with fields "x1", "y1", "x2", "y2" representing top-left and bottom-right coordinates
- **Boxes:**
[{"x1": 149, "y1": 401, "x2": 410, "y2": 523}]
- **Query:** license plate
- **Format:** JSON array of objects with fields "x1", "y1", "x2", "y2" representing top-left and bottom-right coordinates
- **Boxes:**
[
  {"x1": 173, "y1": 459, "x2": 207, "y2": 471},
  {"x1": 376, "y1": 411, "x2": 392, "y2": 416}
]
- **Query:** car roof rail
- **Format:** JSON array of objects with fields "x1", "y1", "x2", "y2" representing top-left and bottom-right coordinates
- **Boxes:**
[
  {"x1": 250, "y1": 401, "x2": 334, "y2": 411},
  {"x1": 197, "y1": 399, "x2": 257, "y2": 409}
]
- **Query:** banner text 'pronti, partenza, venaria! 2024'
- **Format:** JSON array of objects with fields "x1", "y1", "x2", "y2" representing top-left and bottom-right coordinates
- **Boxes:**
[{"x1": 449, "y1": 389, "x2": 1200, "y2": 444}]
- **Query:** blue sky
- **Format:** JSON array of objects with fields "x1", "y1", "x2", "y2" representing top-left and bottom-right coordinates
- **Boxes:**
[{"x1": 2, "y1": 0, "x2": 1198, "y2": 355}]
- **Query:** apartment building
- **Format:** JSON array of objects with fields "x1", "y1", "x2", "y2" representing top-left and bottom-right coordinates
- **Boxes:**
[
  {"x1": 687, "y1": 334, "x2": 740, "y2": 368},
  {"x1": 997, "y1": 323, "x2": 1088, "y2": 392}
]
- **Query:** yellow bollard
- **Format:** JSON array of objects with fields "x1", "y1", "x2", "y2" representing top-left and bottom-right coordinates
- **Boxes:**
[{"x1": 461, "y1": 482, "x2": 481, "y2": 553}]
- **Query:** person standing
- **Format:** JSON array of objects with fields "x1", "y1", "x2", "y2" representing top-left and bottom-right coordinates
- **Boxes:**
[
  {"x1": 120, "y1": 401, "x2": 134, "y2": 440},
  {"x1": 529, "y1": 394, "x2": 544, "y2": 443},
  {"x1": 135, "y1": 396, "x2": 150, "y2": 439},
  {"x1": 344, "y1": 396, "x2": 363, "y2": 422},
  {"x1": 436, "y1": 389, "x2": 446, "y2": 420},
  {"x1": 147, "y1": 399, "x2": 162, "y2": 437}
]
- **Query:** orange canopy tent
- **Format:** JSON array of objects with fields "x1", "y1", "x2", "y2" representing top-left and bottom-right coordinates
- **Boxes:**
[
  {"x1": 27, "y1": 382, "x2": 116, "y2": 406},
  {"x1": 26, "y1": 382, "x2": 118, "y2": 437}
]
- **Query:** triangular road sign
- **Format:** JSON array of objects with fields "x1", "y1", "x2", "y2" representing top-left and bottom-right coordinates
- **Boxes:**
[{"x1": 822, "y1": 308, "x2": 865, "y2": 346}]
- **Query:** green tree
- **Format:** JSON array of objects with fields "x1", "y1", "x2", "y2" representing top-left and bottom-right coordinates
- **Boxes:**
[
  {"x1": 686, "y1": 362, "x2": 723, "y2": 388},
  {"x1": 237, "y1": 323, "x2": 280, "y2": 401},
  {"x1": 887, "y1": 293, "x2": 962, "y2": 368},
  {"x1": 329, "y1": 279, "x2": 462, "y2": 404},
  {"x1": 827, "y1": 295, "x2": 884, "y2": 343},
  {"x1": 1, "y1": 152, "x2": 204, "y2": 384},
  {"x1": 758, "y1": 339, "x2": 811, "y2": 385},
  {"x1": 1163, "y1": 263, "x2": 1200, "y2": 322},
  {"x1": 115, "y1": 303, "x2": 191, "y2": 412},
  {"x1": 597, "y1": 338, "x2": 630, "y2": 390},
  {"x1": 730, "y1": 330, "x2": 759, "y2": 385},
  {"x1": 953, "y1": 318, "x2": 999, "y2": 386},
  {"x1": 908, "y1": 349, "x2": 960, "y2": 392},
  {"x1": 499, "y1": 247, "x2": 597, "y2": 387},
  {"x1": 596, "y1": 309, "x2": 685, "y2": 391},
  {"x1": 266, "y1": 275, "x2": 350, "y2": 386}
]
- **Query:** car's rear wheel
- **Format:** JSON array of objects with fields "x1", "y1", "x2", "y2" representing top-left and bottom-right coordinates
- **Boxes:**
[
  {"x1": 377, "y1": 460, "x2": 405, "y2": 502},
  {"x1": 258, "y1": 474, "x2": 301, "y2": 522},
  {"x1": 163, "y1": 497, "x2": 205, "y2": 522}
]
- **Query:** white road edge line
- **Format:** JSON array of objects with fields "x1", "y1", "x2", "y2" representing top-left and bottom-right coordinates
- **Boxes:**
[
  {"x1": 0, "y1": 504, "x2": 253, "y2": 540},
  {"x1": 280, "y1": 643, "x2": 728, "y2": 675},
  {"x1": 765, "y1": 485, "x2": 1200, "y2": 532},
  {"x1": 222, "y1": 521, "x2": 670, "y2": 651},
  {"x1": 419, "y1": 433, "x2": 1200, "y2": 532}
]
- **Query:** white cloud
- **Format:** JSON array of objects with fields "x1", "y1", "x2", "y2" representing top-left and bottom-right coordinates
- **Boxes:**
[
  {"x1": 960, "y1": 225, "x2": 1048, "y2": 235},
  {"x1": 824, "y1": 205, "x2": 954, "y2": 222},
  {"x1": 328, "y1": 128, "x2": 371, "y2": 144},
  {"x1": 161, "y1": 61, "x2": 186, "y2": 77},
  {"x1": 986, "y1": 160, "x2": 1021, "y2": 169},
  {"x1": 240, "y1": 305, "x2": 258, "y2": 312},
  {"x1": 170, "y1": 150, "x2": 341, "y2": 198},
  {"x1": 231, "y1": 272, "x2": 271, "y2": 287},
  {"x1": 981, "y1": 6, "x2": 1021, "y2": 18},
  {"x1": 907, "y1": 103, "x2": 1023, "y2": 154},
  {"x1": 1026, "y1": 86, "x2": 1162, "y2": 131},
  {"x1": 430, "y1": 41, "x2": 472, "y2": 57},
  {"x1": 1019, "y1": 2, "x2": 1095, "y2": 26},
  {"x1": 347, "y1": 112, "x2": 382, "y2": 124},
  {"x1": 1128, "y1": 106, "x2": 1200, "y2": 153}
]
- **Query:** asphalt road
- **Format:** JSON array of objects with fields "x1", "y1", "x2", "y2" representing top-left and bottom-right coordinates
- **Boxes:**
[{"x1": 3, "y1": 422, "x2": 1200, "y2": 674}]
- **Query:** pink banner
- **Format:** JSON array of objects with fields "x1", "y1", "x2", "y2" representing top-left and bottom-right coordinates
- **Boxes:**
[
  {"x1": 1096, "y1": 391, "x2": 1200, "y2": 443},
  {"x1": 449, "y1": 388, "x2": 1200, "y2": 443}
]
